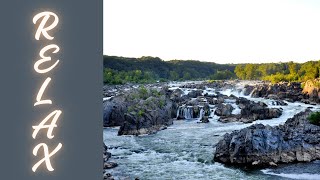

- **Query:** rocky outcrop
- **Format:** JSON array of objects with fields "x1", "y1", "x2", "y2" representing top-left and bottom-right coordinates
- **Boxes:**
[
  {"x1": 214, "y1": 109, "x2": 320, "y2": 168},
  {"x1": 245, "y1": 82, "x2": 304, "y2": 102},
  {"x1": 243, "y1": 80, "x2": 320, "y2": 104},
  {"x1": 217, "y1": 97, "x2": 282, "y2": 123},
  {"x1": 302, "y1": 79, "x2": 320, "y2": 103},
  {"x1": 236, "y1": 97, "x2": 282, "y2": 122},
  {"x1": 215, "y1": 104, "x2": 234, "y2": 116},
  {"x1": 104, "y1": 87, "x2": 175, "y2": 136}
]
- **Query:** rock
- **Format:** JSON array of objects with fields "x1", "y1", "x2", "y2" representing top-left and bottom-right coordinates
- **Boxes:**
[
  {"x1": 104, "y1": 87, "x2": 176, "y2": 136},
  {"x1": 170, "y1": 88, "x2": 184, "y2": 102},
  {"x1": 243, "y1": 85, "x2": 254, "y2": 96},
  {"x1": 199, "y1": 116, "x2": 209, "y2": 123},
  {"x1": 216, "y1": 97, "x2": 282, "y2": 123},
  {"x1": 248, "y1": 82, "x2": 304, "y2": 103},
  {"x1": 237, "y1": 97, "x2": 282, "y2": 121},
  {"x1": 302, "y1": 79, "x2": 320, "y2": 103},
  {"x1": 215, "y1": 104, "x2": 234, "y2": 116},
  {"x1": 187, "y1": 90, "x2": 203, "y2": 98},
  {"x1": 104, "y1": 162, "x2": 118, "y2": 169},
  {"x1": 103, "y1": 96, "x2": 127, "y2": 127},
  {"x1": 103, "y1": 143, "x2": 116, "y2": 178},
  {"x1": 269, "y1": 100, "x2": 288, "y2": 106},
  {"x1": 103, "y1": 143, "x2": 111, "y2": 161},
  {"x1": 218, "y1": 116, "x2": 239, "y2": 123},
  {"x1": 103, "y1": 172, "x2": 115, "y2": 180},
  {"x1": 214, "y1": 109, "x2": 320, "y2": 168}
]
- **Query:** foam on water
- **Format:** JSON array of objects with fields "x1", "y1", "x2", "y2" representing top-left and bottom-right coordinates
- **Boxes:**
[{"x1": 262, "y1": 169, "x2": 320, "y2": 180}]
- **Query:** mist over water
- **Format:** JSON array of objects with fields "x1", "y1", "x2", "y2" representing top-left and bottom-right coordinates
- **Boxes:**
[{"x1": 104, "y1": 81, "x2": 320, "y2": 180}]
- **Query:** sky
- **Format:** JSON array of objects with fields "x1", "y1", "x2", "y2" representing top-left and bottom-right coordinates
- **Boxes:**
[{"x1": 104, "y1": 0, "x2": 320, "y2": 64}]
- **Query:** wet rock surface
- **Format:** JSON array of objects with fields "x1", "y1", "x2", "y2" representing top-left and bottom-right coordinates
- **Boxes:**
[{"x1": 214, "y1": 109, "x2": 320, "y2": 168}]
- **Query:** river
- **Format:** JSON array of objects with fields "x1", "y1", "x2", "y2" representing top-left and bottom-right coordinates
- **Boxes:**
[{"x1": 104, "y1": 81, "x2": 320, "y2": 180}]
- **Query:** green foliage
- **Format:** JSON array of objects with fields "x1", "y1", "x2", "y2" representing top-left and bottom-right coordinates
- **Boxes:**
[
  {"x1": 104, "y1": 55, "x2": 320, "y2": 84},
  {"x1": 137, "y1": 109, "x2": 145, "y2": 117},
  {"x1": 210, "y1": 70, "x2": 236, "y2": 80},
  {"x1": 234, "y1": 60, "x2": 320, "y2": 83},
  {"x1": 103, "y1": 55, "x2": 236, "y2": 84},
  {"x1": 103, "y1": 68, "x2": 157, "y2": 84},
  {"x1": 308, "y1": 111, "x2": 320, "y2": 126},
  {"x1": 138, "y1": 86, "x2": 148, "y2": 100}
]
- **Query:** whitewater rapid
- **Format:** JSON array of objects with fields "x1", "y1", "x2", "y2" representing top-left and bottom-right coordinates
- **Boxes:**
[{"x1": 104, "y1": 81, "x2": 320, "y2": 180}]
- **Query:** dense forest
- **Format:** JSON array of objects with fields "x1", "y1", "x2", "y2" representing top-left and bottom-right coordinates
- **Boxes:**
[
  {"x1": 234, "y1": 61, "x2": 320, "y2": 83},
  {"x1": 103, "y1": 55, "x2": 320, "y2": 84},
  {"x1": 103, "y1": 55, "x2": 236, "y2": 84}
]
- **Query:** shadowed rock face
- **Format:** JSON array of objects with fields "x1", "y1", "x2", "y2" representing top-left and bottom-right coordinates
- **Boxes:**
[{"x1": 214, "y1": 109, "x2": 320, "y2": 168}]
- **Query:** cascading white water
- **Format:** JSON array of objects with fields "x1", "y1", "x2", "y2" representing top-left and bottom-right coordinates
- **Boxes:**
[
  {"x1": 198, "y1": 107, "x2": 204, "y2": 121},
  {"x1": 176, "y1": 105, "x2": 194, "y2": 119}
]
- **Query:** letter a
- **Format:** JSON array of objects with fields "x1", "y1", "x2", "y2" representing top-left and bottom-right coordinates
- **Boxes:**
[
  {"x1": 32, "y1": 143, "x2": 62, "y2": 172},
  {"x1": 32, "y1": 110, "x2": 62, "y2": 139},
  {"x1": 33, "y1": 11, "x2": 59, "y2": 40}
]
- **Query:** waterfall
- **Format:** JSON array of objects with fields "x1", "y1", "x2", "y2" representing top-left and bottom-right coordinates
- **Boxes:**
[
  {"x1": 183, "y1": 106, "x2": 193, "y2": 119},
  {"x1": 176, "y1": 107, "x2": 180, "y2": 119},
  {"x1": 198, "y1": 107, "x2": 204, "y2": 121},
  {"x1": 176, "y1": 105, "x2": 194, "y2": 119}
]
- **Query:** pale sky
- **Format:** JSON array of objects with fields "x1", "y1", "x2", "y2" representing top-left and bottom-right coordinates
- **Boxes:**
[{"x1": 104, "y1": 0, "x2": 320, "y2": 64}]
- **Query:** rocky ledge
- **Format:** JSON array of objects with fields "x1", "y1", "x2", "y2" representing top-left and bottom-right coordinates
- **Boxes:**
[{"x1": 214, "y1": 109, "x2": 320, "y2": 168}]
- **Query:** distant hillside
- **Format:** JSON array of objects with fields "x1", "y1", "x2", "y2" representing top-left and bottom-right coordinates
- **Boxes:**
[{"x1": 103, "y1": 55, "x2": 236, "y2": 84}]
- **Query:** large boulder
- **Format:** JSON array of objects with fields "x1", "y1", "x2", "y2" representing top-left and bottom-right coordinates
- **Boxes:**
[
  {"x1": 214, "y1": 109, "x2": 320, "y2": 168},
  {"x1": 215, "y1": 104, "x2": 234, "y2": 116},
  {"x1": 237, "y1": 97, "x2": 282, "y2": 121}
]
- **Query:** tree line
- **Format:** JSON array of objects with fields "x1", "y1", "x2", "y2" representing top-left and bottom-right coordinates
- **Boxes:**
[
  {"x1": 103, "y1": 55, "x2": 236, "y2": 84},
  {"x1": 234, "y1": 61, "x2": 320, "y2": 83},
  {"x1": 104, "y1": 55, "x2": 320, "y2": 84}
]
